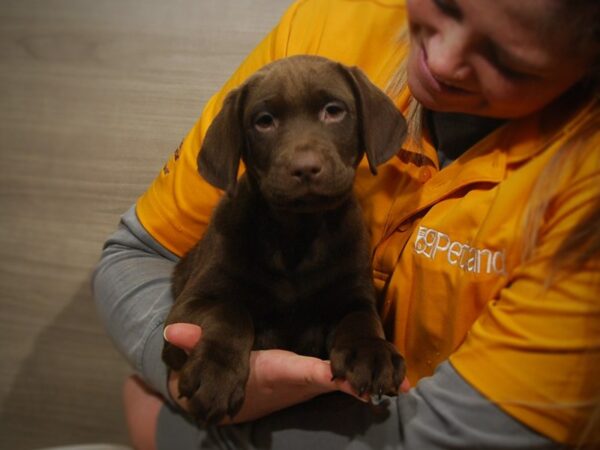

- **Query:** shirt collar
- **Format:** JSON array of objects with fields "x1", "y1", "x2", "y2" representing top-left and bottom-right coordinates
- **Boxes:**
[{"x1": 394, "y1": 85, "x2": 597, "y2": 169}]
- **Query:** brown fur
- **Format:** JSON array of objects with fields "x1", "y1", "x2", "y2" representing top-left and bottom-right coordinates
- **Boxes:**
[{"x1": 162, "y1": 55, "x2": 407, "y2": 424}]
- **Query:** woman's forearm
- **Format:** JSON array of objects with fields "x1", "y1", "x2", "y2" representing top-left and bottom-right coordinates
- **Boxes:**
[{"x1": 92, "y1": 205, "x2": 179, "y2": 399}]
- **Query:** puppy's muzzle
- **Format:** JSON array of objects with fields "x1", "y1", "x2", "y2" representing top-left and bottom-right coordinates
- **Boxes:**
[{"x1": 264, "y1": 149, "x2": 354, "y2": 212}]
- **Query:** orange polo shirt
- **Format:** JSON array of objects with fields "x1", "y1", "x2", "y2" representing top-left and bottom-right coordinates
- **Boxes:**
[{"x1": 136, "y1": 0, "x2": 600, "y2": 444}]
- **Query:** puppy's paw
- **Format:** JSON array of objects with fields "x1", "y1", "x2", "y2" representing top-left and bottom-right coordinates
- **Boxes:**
[
  {"x1": 178, "y1": 344, "x2": 249, "y2": 424},
  {"x1": 330, "y1": 337, "x2": 405, "y2": 399}
]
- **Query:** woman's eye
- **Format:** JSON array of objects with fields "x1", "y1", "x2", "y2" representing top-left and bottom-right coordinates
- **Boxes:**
[
  {"x1": 488, "y1": 51, "x2": 533, "y2": 81},
  {"x1": 254, "y1": 112, "x2": 277, "y2": 131},
  {"x1": 495, "y1": 61, "x2": 536, "y2": 81},
  {"x1": 432, "y1": 0, "x2": 462, "y2": 19},
  {"x1": 320, "y1": 102, "x2": 347, "y2": 123},
  {"x1": 496, "y1": 64, "x2": 525, "y2": 80}
]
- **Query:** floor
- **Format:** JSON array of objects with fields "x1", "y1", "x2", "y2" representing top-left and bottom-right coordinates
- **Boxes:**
[{"x1": 0, "y1": 1, "x2": 288, "y2": 448}]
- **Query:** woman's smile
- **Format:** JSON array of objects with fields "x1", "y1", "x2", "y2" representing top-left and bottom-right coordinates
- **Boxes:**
[{"x1": 417, "y1": 43, "x2": 474, "y2": 96}]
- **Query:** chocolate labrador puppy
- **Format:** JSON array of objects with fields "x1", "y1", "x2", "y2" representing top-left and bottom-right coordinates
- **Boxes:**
[{"x1": 162, "y1": 55, "x2": 407, "y2": 424}]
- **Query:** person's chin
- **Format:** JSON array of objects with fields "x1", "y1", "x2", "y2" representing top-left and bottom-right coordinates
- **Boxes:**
[
  {"x1": 410, "y1": 85, "x2": 517, "y2": 118},
  {"x1": 408, "y1": 80, "x2": 452, "y2": 111}
]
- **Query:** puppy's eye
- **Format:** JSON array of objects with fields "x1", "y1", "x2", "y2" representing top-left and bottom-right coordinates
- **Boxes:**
[
  {"x1": 254, "y1": 112, "x2": 277, "y2": 132},
  {"x1": 320, "y1": 102, "x2": 347, "y2": 123}
]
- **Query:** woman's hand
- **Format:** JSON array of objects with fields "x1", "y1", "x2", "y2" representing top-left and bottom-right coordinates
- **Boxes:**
[{"x1": 164, "y1": 323, "x2": 410, "y2": 424}]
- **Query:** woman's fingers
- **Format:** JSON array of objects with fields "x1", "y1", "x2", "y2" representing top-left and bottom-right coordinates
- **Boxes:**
[
  {"x1": 163, "y1": 323, "x2": 202, "y2": 353},
  {"x1": 400, "y1": 376, "x2": 411, "y2": 393}
]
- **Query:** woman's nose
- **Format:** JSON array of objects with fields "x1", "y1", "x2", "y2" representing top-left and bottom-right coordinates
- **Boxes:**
[{"x1": 425, "y1": 29, "x2": 474, "y2": 88}]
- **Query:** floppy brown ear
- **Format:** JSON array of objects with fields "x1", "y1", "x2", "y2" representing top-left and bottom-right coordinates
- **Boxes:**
[
  {"x1": 341, "y1": 65, "x2": 407, "y2": 174},
  {"x1": 197, "y1": 86, "x2": 247, "y2": 194}
]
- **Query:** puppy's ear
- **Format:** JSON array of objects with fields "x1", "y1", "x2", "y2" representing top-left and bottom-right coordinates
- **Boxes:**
[
  {"x1": 197, "y1": 86, "x2": 247, "y2": 194},
  {"x1": 341, "y1": 65, "x2": 407, "y2": 174}
]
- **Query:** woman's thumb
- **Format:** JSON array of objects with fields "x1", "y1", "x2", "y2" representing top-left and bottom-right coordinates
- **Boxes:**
[{"x1": 163, "y1": 323, "x2": 202, "y2": 353}]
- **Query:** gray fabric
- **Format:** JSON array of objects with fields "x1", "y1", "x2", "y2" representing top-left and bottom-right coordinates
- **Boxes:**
[
  {"x1": 92, "y1": 205, "x2": 179, "y2": 400},
  {"x1": 155, "y1": 362, "x2": 561, "y2": 450},
  {"x1": 426, "y1": 110, "x2": 506, "y2": 169},
  {"x1": 93, "y1": 205, "x2": 561, "y2": 449}
]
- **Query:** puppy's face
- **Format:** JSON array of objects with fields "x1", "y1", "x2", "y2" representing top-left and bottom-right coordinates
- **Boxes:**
[
  {"x1": 198, "y1": 55, "x2": 407, "y2": 212},
  {"x1": 243, "y1": 58, "x2": 360, "y2": 211}
]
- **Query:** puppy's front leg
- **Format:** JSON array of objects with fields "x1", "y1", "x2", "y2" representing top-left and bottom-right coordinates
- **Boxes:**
[
  {"x1": 330, "y1": 306, "x2": 405, "y2": 399},
  {"x1": 163, "y1": 298, "x2": 254, "y2": 424}
]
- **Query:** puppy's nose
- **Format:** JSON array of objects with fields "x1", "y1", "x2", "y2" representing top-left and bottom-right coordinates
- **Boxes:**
[{"x1": 290, "y1": 153, "x2": 323, "y2": 182}]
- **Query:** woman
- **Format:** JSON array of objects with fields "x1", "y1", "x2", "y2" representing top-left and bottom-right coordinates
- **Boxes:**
[{"x1": 93, "y1": 0, "x2": 600, "y2": 448}]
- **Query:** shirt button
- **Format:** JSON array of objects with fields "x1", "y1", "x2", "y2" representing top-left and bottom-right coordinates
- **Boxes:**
[{"x1": 419, "y1": 167, "x2": 432, "y2": 183}]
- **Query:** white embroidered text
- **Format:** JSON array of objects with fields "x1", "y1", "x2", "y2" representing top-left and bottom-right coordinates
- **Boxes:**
[{"x1": 414, "y1": 226, "x2": 506, "y2": 275}]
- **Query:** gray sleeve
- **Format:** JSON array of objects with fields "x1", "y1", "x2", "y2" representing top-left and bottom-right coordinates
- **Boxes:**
[
  {"x1": 92, "y1": 205, "x2": 179, "y2": 400},
  {"x1": 251, "y1": 361, "x2": 561, "y2": 450},
  {"x1": 93, "y1": 208, "x2": 560, "y2": 449}
]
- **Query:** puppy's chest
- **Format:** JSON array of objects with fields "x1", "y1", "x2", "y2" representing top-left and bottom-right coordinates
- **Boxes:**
[
  {"x1": 217, "y1": 196, "x2": 366, "y2": 311},
  {"x1": 251, "y1": 242, "x2": 341, "y2": 356},
  {"x1": 258, "y1": 233, "x2": 337, "y2": 301},
  {"x1": 241, "y1": 212, "x2": 365, "y2": 305},
  {"x1": 269, "y1": 236, "x2": 325, "y2": 273}
]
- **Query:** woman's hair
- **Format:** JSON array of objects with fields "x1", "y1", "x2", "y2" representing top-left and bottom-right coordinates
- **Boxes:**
[
  {"x1": 386, "y1": 0, "x2": 600, "y2": 277},
  {"x1": 521, "y1": 107, "x2": 600, "y2": 279}
]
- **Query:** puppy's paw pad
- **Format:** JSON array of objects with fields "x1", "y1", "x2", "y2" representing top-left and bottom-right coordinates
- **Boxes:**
[{"x1": 330, "y1": 338, "x2": 405, "y2": 397}]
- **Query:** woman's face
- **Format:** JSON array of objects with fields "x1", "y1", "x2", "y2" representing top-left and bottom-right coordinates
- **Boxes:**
[{"x1": 406, "y1": 0, "x2": 590, "y2": 118}]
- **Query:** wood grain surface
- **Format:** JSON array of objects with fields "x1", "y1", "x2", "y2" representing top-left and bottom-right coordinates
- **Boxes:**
[{"x1": 0, "y1": 0, "x2": 289, "y2": 447}]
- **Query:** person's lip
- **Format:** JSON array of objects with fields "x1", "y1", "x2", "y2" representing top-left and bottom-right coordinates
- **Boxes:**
[{"x1": 418, "y1": 45, "x2": 473, "y2": 95}]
